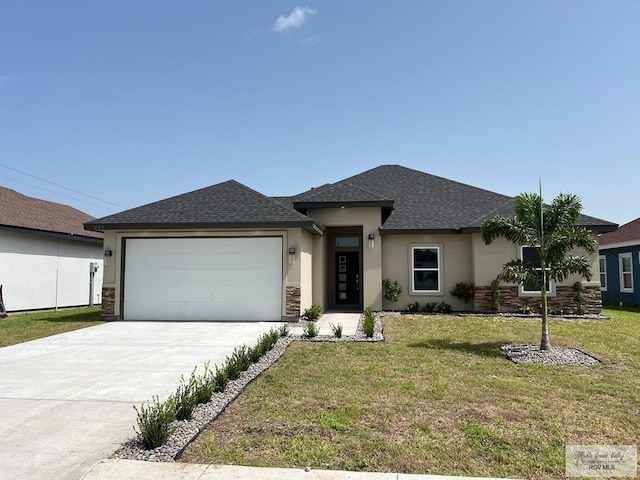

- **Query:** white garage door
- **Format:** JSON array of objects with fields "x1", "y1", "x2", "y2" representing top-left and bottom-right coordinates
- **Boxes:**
[{"x1": 123, "y1": 237, "x2": 283, "y2": 321}]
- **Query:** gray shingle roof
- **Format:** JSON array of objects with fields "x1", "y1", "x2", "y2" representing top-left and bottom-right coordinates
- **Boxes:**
[
  {"x1": 85, "y1": 180, "x2": 319, "y2": 231},
  {"x1": 291, "y1": 182, "x2": 394, "y2": 208},
  {"x1": 86, "y1": 165, "x2": 617, "y2": 235},
  {"x1": 285, "y1": 165, "x2": 617, "y2": 233}
]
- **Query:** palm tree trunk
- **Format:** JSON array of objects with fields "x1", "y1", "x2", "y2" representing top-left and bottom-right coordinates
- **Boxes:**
[{"x1": 540, "y1": 275, "x2": 551, "y2": 350}]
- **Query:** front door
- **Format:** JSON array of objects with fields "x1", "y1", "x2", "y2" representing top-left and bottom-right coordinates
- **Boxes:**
[{"x1": 335, "y1": 251, "x2": 360, "y2": 306}]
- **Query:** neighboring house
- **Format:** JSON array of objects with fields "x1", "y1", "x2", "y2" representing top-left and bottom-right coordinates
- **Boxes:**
[
  {"x1": 599, "y1": 217, "x2": 640, "y2": 306},
  {"x1": 0, "y1": 187, "x2": 104, "y2": 311},
  {"x1": 85, "y1": 165, "x2": 616, "y2": 322}
]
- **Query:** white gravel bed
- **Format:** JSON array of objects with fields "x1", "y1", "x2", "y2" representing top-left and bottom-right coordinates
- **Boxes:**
[
  {"x1": 111, "y1": 312, "x2": 384, "y2": 462},
  {"x1": 501, "y1": 344, "x2": 602, "y2": 366}
]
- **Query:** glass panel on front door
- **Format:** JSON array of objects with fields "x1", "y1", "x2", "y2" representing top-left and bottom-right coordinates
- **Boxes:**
[{"x1": 335, "y1": 252, "x2": 359, "y2": 305}]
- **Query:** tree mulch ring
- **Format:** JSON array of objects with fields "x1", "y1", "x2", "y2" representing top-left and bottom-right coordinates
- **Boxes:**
[{"x1": 501, "y1": 344, "x2": 602, "y2": 366}]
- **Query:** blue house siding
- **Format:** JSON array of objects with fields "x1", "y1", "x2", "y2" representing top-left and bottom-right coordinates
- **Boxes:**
[{"x1": 600, "y1": 245, "x2": 640, "y2": 305}]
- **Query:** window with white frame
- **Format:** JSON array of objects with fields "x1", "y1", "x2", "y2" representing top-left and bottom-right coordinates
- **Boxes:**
[
  {"x1": 619, "y1": 253, "x2": 634, "y2": 293},
  {"x1": 411, "y1": 246, "x2": 440, "y2": 293},
  {"x1": 521, "y1": 246, "x2": 551, "y2": 293},
  {"x1": 599, "y1": 256, "x2": 607, "y2": 291}
]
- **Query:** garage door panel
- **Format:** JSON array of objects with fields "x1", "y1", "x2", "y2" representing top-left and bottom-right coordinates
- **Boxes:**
[{"x1": 124, "y1": 237, "x2": 283, "y2": 321}]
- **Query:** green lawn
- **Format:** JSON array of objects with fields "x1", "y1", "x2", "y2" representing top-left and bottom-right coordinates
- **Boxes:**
[
  {"x1": 0, "y1": 307, "x2": 104, "y2": 347},
  {"x1": 180, "y1": 309, "x2": 639, "y2": 479}
]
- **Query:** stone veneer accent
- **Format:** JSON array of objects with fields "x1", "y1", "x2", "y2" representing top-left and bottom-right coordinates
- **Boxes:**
[
  {"x1": 101, "y1": 287, "x2": 119, "y2": 320},
  {"x1": 474, "y1": 285, "x2": 602, "y2": 314},
  {"x1": 285, "y1": 286, "x2": 301, "y2": 319}
]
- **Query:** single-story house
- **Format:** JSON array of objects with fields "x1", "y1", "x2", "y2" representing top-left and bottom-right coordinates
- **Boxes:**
[
  {"x1": 1, "y1": 187, "x2": 104, "y2": 311},
  {"x1": 599, "y1": 217, "x2": 640, "y2": 306},
  {"x1": 85, "y1": 165, "x2": 616, "y2": 321}
]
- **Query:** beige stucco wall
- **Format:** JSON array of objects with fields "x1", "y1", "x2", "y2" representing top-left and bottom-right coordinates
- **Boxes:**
[
  {"x1": 306, "y1": 207, "x2": 383, "y2": 310},
  {"x1": 299, "y1": 230, "x2": 314, "y2": 311},
  {"x1": 381, "y1": 234, "x2": 473, "y2": 311},
  {"x1": 101, "y1": 228, "x2": 306, "y2": 318}
]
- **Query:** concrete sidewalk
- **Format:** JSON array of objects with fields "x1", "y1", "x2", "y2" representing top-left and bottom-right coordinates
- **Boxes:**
[{"x1": 83, "y1": 459, "x2": 518, "y2": 480}]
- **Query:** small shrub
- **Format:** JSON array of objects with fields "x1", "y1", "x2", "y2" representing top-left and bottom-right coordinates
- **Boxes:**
[
  {"x1": 383, "y1": 279, "x2": 403, "y2": 311},
  {"x1": 175, "y1": 371, "x2": 198, "y2": 421},
  {"x1": 450, "y1": 282, "x2": 475, "y2": 304},
  {"x1": 363, "y1": 307, "x2": 375, "y2": 338},
  {"x1": 330, "y1": 322, "x2": 343, "y2": 338},
  {"x1": 304, "y1": 305, "x2": 322, "y2": 320},
  {"x1": 421, "y1": 302, "x2": 438, "y2": 313},
  {"x1": 278, "y1": 324, "x2": 290, "y2": 337},
  {"x1": 303, "y1": 321, "x2": 319, "y2": 338},
  {"x1": 574, "y1": 281, "x2": 586, "y2": 314},
  {"x1": 436, "y1": 302, "x2": 453, "y2": 314},
  {"x1": 213, "y1": 365, "x2": 229, "y2": 393},
  {"x1": 134, "y1": 395, "x2": 176, "y2": 449},
  {"x1": 550, "y1": 305, "x2": 564, "y2": 315},
  {"x1": 518, "y1": 305, "x2": 533, "y2": 314},
  {"x1": 405, "y1": 301, "x2": 421, "y2": 313},
  {"x1": 491, "y1": 278, "x2": 501, "y2": 313},
  {"x1": 194, "y1": 363, "x2": 215, "y2": 404},
  {"x1": 225, "y1": 345, "x2": 252, "y2": 380}
]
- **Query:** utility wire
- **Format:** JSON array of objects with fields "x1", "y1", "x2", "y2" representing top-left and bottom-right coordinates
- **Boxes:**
[
  {"x1": 0, "y1": 162, "x2": 126, "y2": 208},
  {"x1": 0, "y1": 173, "x2": 116, "y2": 212}
]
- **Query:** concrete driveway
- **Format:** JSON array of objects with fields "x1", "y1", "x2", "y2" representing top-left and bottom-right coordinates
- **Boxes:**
[{"x1": 0, "y1": 321, "x2": 281, "y2": 480}]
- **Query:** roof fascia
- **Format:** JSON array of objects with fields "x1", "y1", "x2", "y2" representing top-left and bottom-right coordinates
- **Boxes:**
[
  {"x1": 599, "y1": 239, "x2": 640, "y2": 250},
  {"x1": 379, "y1": 228, "x2": 463, "y2": 235},
  {"x1": 84, "y1": 220, "x2": 324, "y2": 234},
  {"x1": 294, "y1": 200, "x2": 394, "y2": 209},
  {"x1": 0, "y1": 224, "x2": 103, "y2": 244}
]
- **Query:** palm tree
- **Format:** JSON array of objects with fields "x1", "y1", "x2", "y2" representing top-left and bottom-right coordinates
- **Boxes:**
[{"x1": 481, "y1": 192, "x2": 597, "y2": 350}]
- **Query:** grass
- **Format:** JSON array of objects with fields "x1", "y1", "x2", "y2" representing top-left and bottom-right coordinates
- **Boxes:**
[
  {"x1": 180, "y1": 308, "x2": 640, "y2": 479},
  {"x1": 0, "y1": 307, "x2": 104, "y2": 347}
]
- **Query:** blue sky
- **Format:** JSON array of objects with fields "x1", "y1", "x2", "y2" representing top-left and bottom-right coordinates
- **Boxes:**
[{"x1": 1, "y1": 1, "x2": 638, "y2": 225}]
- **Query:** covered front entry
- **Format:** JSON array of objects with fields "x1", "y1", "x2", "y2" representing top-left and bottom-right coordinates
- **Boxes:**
[
  {"x1": 122, "y1": 237, "x2": 283, "y2": 321},
  {"x1": 327, "y1": 227, "x2": 363, "y2": 310}
]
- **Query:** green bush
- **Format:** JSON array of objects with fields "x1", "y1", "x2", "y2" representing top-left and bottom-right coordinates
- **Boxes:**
[
  {"x1": 421, "y1": 302, "x2": 438, "y2": 313},
  {"x1": 363, "y1": 307, "x2": 375, "y2": 338},
  {"x1": 175, "y1": 371, "x2": 198, "y2": 421},
  {"x1": 330, "y1": 322, "x2": 343, "y2": 338},
  {"x1": 405, "y1": 301, "x2": 420, "y2": 313},
  {"x1": 449, "y1": 282, "x2": 475, "y2": 304},
  {"x1": 383, "y1": 279, "x2": 403, "y2": 311},
  {"x1": 134, "y1": 395, "x2": 176, "y2": 449},
  {"x1": 303, "y1": 321, "x2": 319, "y2": 338},
  {"x1": 225, "y1": 345, "x2": 252, "y2": 381},
  {"x1": 278, "y1": 324, "x2": 290, "y2": 337},
  {"x1": 194, "y1": 363, "x2": 215, "y2": 404},
  {"x1": 304, "y1": 305, "x2": 323, "y2": 320},
  {"x1": 213, "y1": 365, "x2": 229, "y2": 393},
  {"x1": 518, "y1": 305, "x2": 533, "y2": 314},
  {"x1": 491, "y1": 278, "x2": 501, "y2": 313},
  {"x1": 550, "y1": 305, "x2": 564, "y2": 315},
  {"x1": 436, "y1": 302, "x2": 453, "y2": 314}
]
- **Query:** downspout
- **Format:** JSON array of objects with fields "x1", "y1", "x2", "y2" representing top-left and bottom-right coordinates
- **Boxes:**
[{"x1": 55, "y1": 239, "x2": 60, "y2": 311}]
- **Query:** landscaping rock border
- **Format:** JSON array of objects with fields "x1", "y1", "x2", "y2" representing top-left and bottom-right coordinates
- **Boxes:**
[
  {"x1": 111, "y1": 312, "x2": 384, "y2": 462},
  {"x1": 501, "y1": 344, "x2": 603, "y2": 366}
]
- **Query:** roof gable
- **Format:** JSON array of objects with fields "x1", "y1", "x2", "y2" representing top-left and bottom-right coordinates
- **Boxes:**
[
  {"x1": 0, "y1": 187, "x2": 102, "y2": 240},
  {"x1": 86, "y1": 180, "x2": 319, "y2": 231},
  {"x1": 599, "y1": 217, "x2": 640, "y2": 246},
  {"x1": 292, "y1": 182, "x2": 394, "y2": 208}
]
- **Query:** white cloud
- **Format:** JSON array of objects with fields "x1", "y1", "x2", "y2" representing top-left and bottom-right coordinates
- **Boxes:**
[{"x1": 273, "y1": 6, "x2": 316, "y2": 32}]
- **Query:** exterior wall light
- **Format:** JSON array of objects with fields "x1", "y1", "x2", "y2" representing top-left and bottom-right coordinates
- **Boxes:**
[
  {"x1": 104, "y1": 250, "x2": 113, "y2": 257},
  {"x1": 288, "y1": 247, "x2": 296, "y2": 264},
  {"x1": 368, "y1": 234, "x2": 375, "y2": 248}
]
